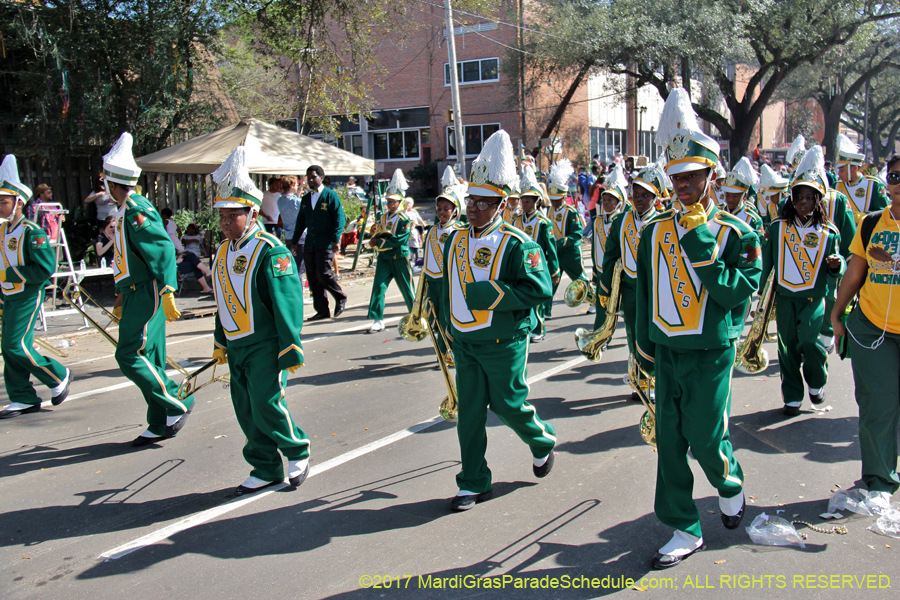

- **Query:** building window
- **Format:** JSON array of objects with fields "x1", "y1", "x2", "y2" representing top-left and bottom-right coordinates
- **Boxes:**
[
  {"x1": 367, "y1": 107, "x2": 429, "y2": 131},
  {"x1": 590, "y1": 128, "x2": 627, "y2": 162},
  {"x1": 638, "y1": 131, "x2": 660, "y2": 162},
  {"x1": 343, "y1": 134, "x2": 363, "y2": 157},
  {"x1": 447, "y1": 123, "x2": 500, "y2": 157},
  {"x1": 444, "y1": 58, "x2": 500, "y2": 86},
  {"x1": 374, "y1": 130, "x2": 420, "y2": 161}
]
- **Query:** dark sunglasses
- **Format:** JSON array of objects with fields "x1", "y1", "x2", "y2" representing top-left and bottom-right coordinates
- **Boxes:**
[{"x1": 887, "y1": 171, "x2": 900, "y2": 186}]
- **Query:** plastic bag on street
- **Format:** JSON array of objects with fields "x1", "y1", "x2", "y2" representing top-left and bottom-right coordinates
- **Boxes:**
[
  {"x1": 746, "y1": 512, "x2": 806, "y2": 548},
  {"x1": 868, "y1": 504, "x2": 900, "y2": 539},
  {"x1": 828, "y1": 489, "x2": 878, "y2": 516}
]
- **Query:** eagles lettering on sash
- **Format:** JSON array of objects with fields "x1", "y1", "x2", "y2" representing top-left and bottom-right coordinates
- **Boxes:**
[
  {"x1": 473, "y1": 247, "x2": 492, "y2": 268},
  {"x1": 233, "y1": 255, "x2": 248, "y2": 274}
]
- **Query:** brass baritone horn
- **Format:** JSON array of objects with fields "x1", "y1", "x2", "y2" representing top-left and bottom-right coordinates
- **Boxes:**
[
  {"x1": 628, "y1": 354, "x2": 657, "y2": 448},
  {"x1": 734, "y1": 271, "x2": 776, "y2": 375},
  {"x1": 574, "y1": 260, "x2": 623, "y2": 362},
  {"x1": 62, "y1": 282, "x2": 229, "y2": 398},
  {"x1": 564, "y1": 278, "x2": 596, "y2": 308},
  {"x1": 397, "y1": 268, "x2": 429, "y2": 342}
]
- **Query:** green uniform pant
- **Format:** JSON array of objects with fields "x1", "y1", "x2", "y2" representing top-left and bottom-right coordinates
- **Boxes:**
[
  {"x1": 424, "y1": 278, "x2": 449, "y2": 359},
  {"x1": 821, "y1": 279, "x2": 838, "y2": 337},
  {"x1": 548, "y1": 242, "x2": 585, "y2": 317},
  {"x1": 228, "y1": 338, "x2": 310, "y2": 482},
  {"x1": 367, "y1": 254, "x2": 416, "y2": 320},
  {"x1": 776, "y1": 295, "x2": 828, "y2": 405},
  {"x1": 453, "y1": 336, "x2": 557, "y2": 493},
  {"x1": 848, "y1": 309, "x2": 900, "y2": 494},
  {"x1": 655, "y1": 343, "x2": 744, "y2": 538},
  {"x1": 1, "y1": 291, "x2": 67, "y2": 404},
  {"x1": 115, "y1": 281, "x2": 193, "y2": 437}
]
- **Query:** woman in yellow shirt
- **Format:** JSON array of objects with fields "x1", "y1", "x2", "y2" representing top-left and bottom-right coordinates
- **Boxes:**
[{"x1": 832, "y1": 153, "x2": 900, "y2": 513}]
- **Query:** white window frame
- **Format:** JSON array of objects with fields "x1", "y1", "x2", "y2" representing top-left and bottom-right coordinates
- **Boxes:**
[
  {"x1": 372, "y1": 128, "x2": 422, "y2": 162},
  {"x1": 444, "y1": 57, "x2": 500, "y2": 87},
  {"x1": 446, "y1": 123, "x2": 501, "y2": 158}
]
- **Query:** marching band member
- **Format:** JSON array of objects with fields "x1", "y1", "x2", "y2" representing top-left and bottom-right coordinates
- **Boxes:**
[
  {"x1": 366, "y1": 169, "x2": 416, "y2": 334},
  {"x1": 820, "y1": 164, "x2": 858, "y2": 348},
  {"x1": 501, "y1": 180, "x2": 522, "y2": 224},
  {"x1": 836, "y1": 133, "x2": 889, "y2": 224},
  {"x1": 713, "y1": 162, "x2": 727, "y2": 208},
  {"x1": 441, "y1": 130, "x2": 556, "y2": 511},
  {"x1": 590, "y1": 166, "x2": 629, "y2": 323},
  {"x1": 547, "y1": 159, "x2": 586, "y2": 318},
  {"x1": 515, "y1": 165, "x2": 560, "y2": 342},
  {"x1": 598, "y1": 164, "x2": 660, "y2": 365},
  {"x1": 0, "y1": 156, "x2": 71, "y2": 419},
  {"x1": 422, "y1": 167, "x2": 466, "y2": 359},
  {"x1": 720, "y1": 157, "x2": 765, "y2": 239},
  {"x1": 762, "y1": 146, "x2": 844, "y2": 415},
  {"x1": 104, "y1": 133, "x2": 193, "y2": 447},
  {"x1": 758, "y1": 164, "x2": 790, "y2": 227},
  {"x1": 210, "y1": 147, "x2": 310, "y2": 495},
  {"x1": 635, "y1": 89, "x2": 762, "y2": 569},
  {"x1": 785, "y1": 134, "x2": 806, "y2": 174},
  {"x1": 832, "y1": 152, "x2": 900, "y2": 512}
]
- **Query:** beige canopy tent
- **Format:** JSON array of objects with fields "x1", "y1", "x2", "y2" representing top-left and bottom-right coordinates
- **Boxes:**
[{"x1": 136, "y1": 118, "x2": 375, "y2": 176}]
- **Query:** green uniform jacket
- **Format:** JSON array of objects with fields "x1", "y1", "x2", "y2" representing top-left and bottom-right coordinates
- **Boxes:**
[
  {"x1": 440, "y1": 219, "x2": 552, "y2": 342},
  {"x1": 837, "y1": 176, "x2": 890, "y2": 222},
  {"x1": 112, "y1": 193, "x2": 177, "y2": 295},
  {"x1": 824, "y1": 189, "x2": 857, "y2": 259},
  {"x1": 549, "y1": 204, "x2": 584, "y2": 248},
  {"x1": 291, "y1": 186, "x2": 345, "y2": 251},
  {"x1": 727, "y1": 202, "x2": 765, "y2": 240},
  {"x1": 213, "y1": 224, "x2": 304, "y2": 371},
  {"x1": 635, "y1": 205, "x2": 762, "y2": 367},
  {"x1": 373, "y1": 211, "x2": 411, "y2": 259},
  {"x1": 0, "y1": 217, "x2": 56, "y2": 305},
  {"x1": 762, "y1": 219, "x2": 845, "y2": 299},
  {"x1": 513, "y1": 211, "x2": 560, "y2": 279},
  {"x1": 598, "y1": 207, "x2": 657, "y2": 297}
]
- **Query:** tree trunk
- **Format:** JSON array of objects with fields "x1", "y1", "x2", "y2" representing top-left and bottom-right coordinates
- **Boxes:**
[
  {"x1": 818, "y1": 96, "x2": 845, "y2": 163},
  {"x1": 530, "y1": 63, "x2": 592, "y2": 158}
]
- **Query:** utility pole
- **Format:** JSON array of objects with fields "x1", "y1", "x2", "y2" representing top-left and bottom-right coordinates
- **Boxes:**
[
  {"x1": 444, "y1": 0, "x2": 467, "y2": 179},
  {"x1": 863, "y1": 81, "x2": 871, "y2": 161}
]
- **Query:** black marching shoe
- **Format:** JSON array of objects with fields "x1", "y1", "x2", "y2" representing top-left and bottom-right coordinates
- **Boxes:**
[
  {"x1": 0, "y1": 404, "x2": 42, "y2": 419},
  {"x1": 51, "y1": 371, "x2": 72, "y2": 406},
  {"x1": 650, "y1": 545, "x2": 705, "y2": 570},
  {"x1": 809, "y1": 389, "x2": 826, "y2": 405},
  {"x1": 333, "y1": 299, "x2": 347, "y2": 318},
  {"x1": 289, "y1": 462, "x2": 310, "y2": 487},
  {"x1": 164, "y1": 406, "x2": 193, "y2": 439},
  {"x1": 533, "y1": 451, "x2": 555, "y2": 478},
  {"x1": 234, "y1": 479, "x2": 282, "y2": 497},
  {"x1": 307, "y1": 312, "x2": 330, "y2": 322},
  {"x1": 449, "y1": 490, "x2": 493, "y2": 511},
  {"x1": 782, "y1": 404, "x2": 801, "y2": 416},
  {"x1": 132, "y1": 434, "x2": 163, "y2": 448},
  {"x1": 721, "y1": 497, "x2": 745, "y2": 530}
]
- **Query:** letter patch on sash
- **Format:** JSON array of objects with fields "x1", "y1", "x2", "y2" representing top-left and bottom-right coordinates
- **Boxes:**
[{"x1": 272, "y1": 255, "x2": 294, "y2": 277}]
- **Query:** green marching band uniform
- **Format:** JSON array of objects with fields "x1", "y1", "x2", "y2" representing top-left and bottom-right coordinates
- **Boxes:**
[
  {"x1": 514, "y1": 165, "x2": 559, "y2": 340},
  {"x1": 635, "y1": 89, "x2": 761, "y2": 568},
  {"x1": 210, "y1": 147, "x2": 310, "y2": 494},
  {"x1": 720, "y1": 157, "x2": 766, "y2": 240},
  {"x1": 546, "y1": 159, "x2": 586, "y2": 317},
  {"x1": 591, "y1": 169, "x2": 630, "y2": 330},
  {"x1": 104, "y1": 133, "x2": 194, "y2": 444},
  {"x1": 821, "y1": 175, "x2": 857, "y2": 341},
  {"x1": 440, "y1": 129, "x2": 556, "y2": 510},
  {"x1": 599, "y1": 164, "x2": 660, "y2": 357},
  {"x1": 763, "y1": 145, "x2": 845, "y2": 413},
  {"x1": 0, "y1": 155, "x2": 71, "y2": 419},
  {"x1": 422, "y1": 167, "x2": 466, "y2": 358},
  {"x1": 758, "y1": 163, "x2": 790, "y2": 229},
  {"x1": 367, "y1": 168, "x2": 416, "y2": 328},
  {"x1": 836, "y1": 133, "x2": 890, "y2": 225}
]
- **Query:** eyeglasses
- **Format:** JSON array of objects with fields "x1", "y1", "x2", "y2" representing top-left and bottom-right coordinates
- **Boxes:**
[
  {"x1": 887, "y1": 171, "x2": 900, "y2": 186},
  {"x1": 218, "y1": 213, "x2": 246, "y2": 223},
  {"x1": 465, "y1": 198, "x2": 502, "y2": 211}
]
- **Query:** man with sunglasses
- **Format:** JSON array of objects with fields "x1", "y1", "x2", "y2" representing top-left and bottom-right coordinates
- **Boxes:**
[{"x1": 440, "y1": 130, "x2": 556, "y2": 512}]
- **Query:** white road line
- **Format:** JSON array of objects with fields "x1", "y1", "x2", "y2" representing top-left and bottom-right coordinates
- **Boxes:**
[
  {"x1": 98, "y1": 356, "x2": 587, "y2": 560},
  {"x1": 67, "y1": 335, "x2": 213, "y2": 366}
]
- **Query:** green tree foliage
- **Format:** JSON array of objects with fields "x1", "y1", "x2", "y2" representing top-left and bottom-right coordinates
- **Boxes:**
[
  {"x1": 0, "y1": 0, "x2": 228, "y2": 154},
  {"x1": 842, "y1": 68, "x2": 900, "y2": 162}
]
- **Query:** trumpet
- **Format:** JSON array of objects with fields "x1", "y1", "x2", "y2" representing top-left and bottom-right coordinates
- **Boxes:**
[
  {"x1": 564, "y1": 278, "x2": 596, "y2": 308},
  {"x1": 398, "y1": 268, "x2": 429, "y2": 342},
  {"x1": 62, "y1": 283, "x2": 229, "y2": 397},
  {"x1": 424, "y1": 298, "x2": 458, "y2": 422},
  {"x1": 628, "y1": 354, "x2": 656, "y2": 448},
  {"x1": 734, "y1": 271, "x2": 776, "y2": 374},
  {"x1": 574, "y1": 260, "x2": 622, "y2": 362}
]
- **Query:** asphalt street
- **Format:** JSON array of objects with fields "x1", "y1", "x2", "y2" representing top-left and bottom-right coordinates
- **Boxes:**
[{"x1": 1, "y1": 257, "x2": 896, "y2": 600}]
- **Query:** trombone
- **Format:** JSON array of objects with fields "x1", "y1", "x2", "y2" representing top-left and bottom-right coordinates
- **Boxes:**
[
  {"x1": 734, "y1": 271, "x2": 776, "y2": 375},
  {"x1": 398, "y1": 268, "x2": 429, "y2": 342},
  {"x1": 62, "y1": 282, "x2": 229, "y2": 400},
  {"x1": 423, "y1": 297, "x2": 458, "y2": 422}
]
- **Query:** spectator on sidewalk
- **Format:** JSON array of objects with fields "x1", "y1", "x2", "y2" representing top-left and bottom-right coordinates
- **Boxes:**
[
  {"x1": 261, "y1": 177, "x2": 282, "y2": 237},
  {"x1": 278, "y1": 175, "x2": 305, "y2": 284},
  {"x1": 84, "y1": 176, "x2": 116, "y2": 230}
]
